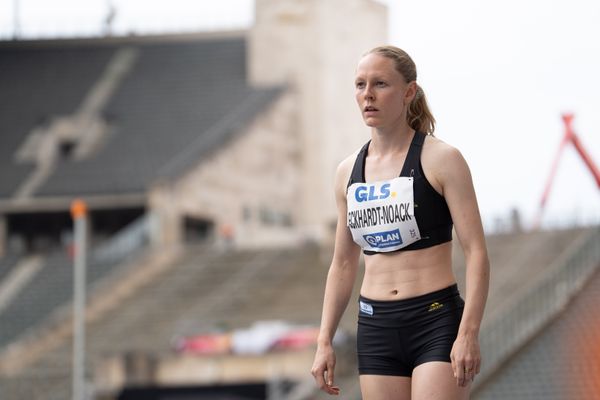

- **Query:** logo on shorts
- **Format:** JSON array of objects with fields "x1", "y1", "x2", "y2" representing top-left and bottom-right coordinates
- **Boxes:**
[
  {"x1": 428, "y1": 302, "x2": 444, "y2": 312},
  {"x1": 359, "y1": 301, "x2": 374, "y2": 315}
]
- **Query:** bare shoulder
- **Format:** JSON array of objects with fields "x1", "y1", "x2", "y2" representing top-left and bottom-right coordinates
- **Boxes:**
[
  {"x1": 334, "y1": 147, "x2": 362, "y2": 192},
  {"x1": 423, "y1": 134, "x2": 465, "y2": 163},
  {"x1": 422, "y1": 134, "x2": 471, "y2": 192}
]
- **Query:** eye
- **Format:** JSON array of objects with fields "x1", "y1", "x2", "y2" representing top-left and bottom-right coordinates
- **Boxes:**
[
  {"x1": 355, "y1": 81, "x2": 366, "y2": 89},
  {"x1": 376, "y1": 81, "x2": 387, "y2": 87}
]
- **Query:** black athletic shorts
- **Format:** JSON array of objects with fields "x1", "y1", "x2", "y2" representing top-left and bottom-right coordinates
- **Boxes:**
[{"x1": 357, "y1": 284, "x2": 464, "y2": 377}]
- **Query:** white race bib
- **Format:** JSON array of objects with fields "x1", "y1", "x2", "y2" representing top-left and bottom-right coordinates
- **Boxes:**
[{"x1": 347, "y1": 177, "x2": 421, "y2": 252}]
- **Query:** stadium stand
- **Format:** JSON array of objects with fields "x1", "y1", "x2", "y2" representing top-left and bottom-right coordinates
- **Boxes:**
[
  {"x1": 0, "y1": 210, "x2": 150, "y2": 349},
  {"x1": 475, "y1": 251, "x2": 600, "y2": 399},
  {"x1": 474, "y1": 226, "x2": 600, "y2": 390},
  {"x1": 0, "y1": 44, "x2": 114, "y2": 198},
  {"x1": 0, "y1": 36, "x2": 282, "y2": 199},
  {"x1": 0, "y1": 28, "x2": 296, "y2": 399},
  {"x1": 0, "y1": 243, "x2": 334, "y2": 399},
  {"x1": 1, "y1": 226, "x2": 598, "y2": 399},
  {"x1": 0, "y1": 243, "x2": 145, "y2": 349},
  {"x1": 0, "y1": 251, "x2": 21, "y2": 282},
  {"x1": 454, "y1": 227, "x2": 595, "y2": 317}
]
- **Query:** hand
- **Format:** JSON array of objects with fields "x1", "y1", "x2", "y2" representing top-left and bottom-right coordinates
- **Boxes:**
[
  {"x1": 450, "y1": 333, "x2": 481, "y2": 387},
  {"x1": 311, "y1": 343, "x2": 340, "y2": 395}
]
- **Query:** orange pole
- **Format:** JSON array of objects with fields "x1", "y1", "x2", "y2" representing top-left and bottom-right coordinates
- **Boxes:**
[
  {"x1": 534, "y1": 114, "x2": 600, "y2": 230},
  {"x1": 563, "y1": 114, "x2": 600, "y2": 188},
  {"x1": 70, "y1": 199, "x2": 87, "y2": 220}
]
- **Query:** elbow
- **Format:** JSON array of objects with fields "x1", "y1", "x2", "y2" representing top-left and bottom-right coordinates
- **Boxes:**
[
  {"x1": 464, "y1": 246, "x2": 490, "y2": 273},
  {"x1": 330, "y1": 255, "x2": 358, "y2": 275},
  {"x1": 333, "y1": 258, "x2": 357, "y2": 274}
]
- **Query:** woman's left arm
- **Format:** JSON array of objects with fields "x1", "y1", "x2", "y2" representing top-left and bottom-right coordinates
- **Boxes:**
[{"x1": 435, "y1": 144, "x2": 490, "y2": 387}]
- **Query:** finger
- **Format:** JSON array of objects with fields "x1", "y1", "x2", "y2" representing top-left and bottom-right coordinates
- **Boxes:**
[
  {"x1": 326, "y1": 385, "x2": 341, "y2": 395},
  {"x1": 460, "y1": 363, "x2": 472, "y2": 387},
  {"x1": 312, "y1": 367, "x2": 327, "y2": 390},
  {"x1": 326, "y1": 362, "x2": 335, "y2": 386},
  {"x1": 313, "y1": 368, "x2": 338, "y2": 395},
  {"x1": 467, "y1": 362, "x2": 478, "y2": 374},
  {"x1": 451, "y1": 357, "x2": 458, "y2": 379},
  {"x1": 471, "y1": 362, "x2": 480, "y2": 382},
  {"x1": 462, "y1": 365, "x2": 476, "y2": 385},
  {"x1": 464, "y1": 367, "x2": 474, "y2": 384},
  {"x1": 325, "y1": 365, "x2": 339, "y2": 395}
]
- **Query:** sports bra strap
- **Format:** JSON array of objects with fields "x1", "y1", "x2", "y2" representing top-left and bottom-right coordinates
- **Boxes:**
[
  {"x1": 399, "y1": 131, "x2": 425, "y2": 177},
  {"x1": 347, "y1": 141, "x2": 370, "y2": 188},
  {"x1": 348, "y1": 131, "x2": 426, "y2": 188}
]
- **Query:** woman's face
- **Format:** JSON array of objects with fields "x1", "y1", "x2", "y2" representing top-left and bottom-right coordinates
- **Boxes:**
[{"x1": 354, "y1": 53, "x2": 416, "y2": 129}]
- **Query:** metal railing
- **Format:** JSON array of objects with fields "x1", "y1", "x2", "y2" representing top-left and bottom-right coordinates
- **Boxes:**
[
  {"x1": 483, "y1": 212, "x2": 600, "y2": 235},
  {"x1": 475, "y1": 226, "x2": 600, "y2": 390},
  {"x1": 91, "y1": 213, "x2": 154, "y2": 265}
]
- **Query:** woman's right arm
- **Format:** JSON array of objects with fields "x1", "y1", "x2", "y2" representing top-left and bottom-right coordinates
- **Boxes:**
[{"x1": 311, "y1": 159, "x2": 361, "y2": 395}]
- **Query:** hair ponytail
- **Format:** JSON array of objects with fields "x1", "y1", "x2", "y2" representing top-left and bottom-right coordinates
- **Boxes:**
[
  {"x1": 367, "y1": 46, "x2": 436, "y2": 135},
  {"x1": 407, "y1": 84, "x2": 436, "y2": 135}
]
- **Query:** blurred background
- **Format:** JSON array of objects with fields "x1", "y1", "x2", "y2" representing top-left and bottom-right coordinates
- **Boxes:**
[{"x1": 0, "y1": 0, "x2": 598, "y2": 399}]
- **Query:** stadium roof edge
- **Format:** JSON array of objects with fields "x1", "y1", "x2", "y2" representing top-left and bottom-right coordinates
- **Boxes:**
[
  {"x1": 0, "y1": 193, "x2": 146, "y2": 213},
  {"x1": 0, "y1": 29, "x2": 248, "y2": 49}
]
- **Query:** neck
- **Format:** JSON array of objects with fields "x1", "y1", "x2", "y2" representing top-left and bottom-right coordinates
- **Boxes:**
[{"x1": 369, "y1": 119, "x2": 415, "y2": 157}]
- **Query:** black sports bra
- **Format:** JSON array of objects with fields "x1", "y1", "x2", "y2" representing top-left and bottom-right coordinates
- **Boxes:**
[{"x1": 347, "y1": 131, "x2": 453, "y2": 254}]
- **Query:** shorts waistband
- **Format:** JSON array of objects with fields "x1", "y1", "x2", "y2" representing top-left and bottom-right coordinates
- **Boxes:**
[{"x1": 359, "y1": 284, "x2": 459, "y2": 313}]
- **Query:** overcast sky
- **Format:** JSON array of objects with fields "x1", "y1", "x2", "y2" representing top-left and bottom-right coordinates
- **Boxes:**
[{"x1": 1, "y1": 0, "x2": 598, "y2": 230}]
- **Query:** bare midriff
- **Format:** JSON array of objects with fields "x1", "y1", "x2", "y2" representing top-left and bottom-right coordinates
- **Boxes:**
[{"x1": 360, "y1": 241, "x2": 455, "y2": 301}]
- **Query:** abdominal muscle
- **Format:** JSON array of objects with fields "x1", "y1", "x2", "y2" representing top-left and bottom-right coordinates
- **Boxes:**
[{"x1": 360, "y1": 241, "x2": 455, "y2": 301}]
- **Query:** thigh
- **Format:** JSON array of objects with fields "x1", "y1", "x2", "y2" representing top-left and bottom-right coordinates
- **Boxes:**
[
  {"x1": 359, "y1": 374, "x2": 411, "y2": 400},
  {"x1": 411, "y1": 361, "x2": 470, "y2": 400},
  {"x1": 357, "y1": 322, "x2": 410, "y2": 376}
]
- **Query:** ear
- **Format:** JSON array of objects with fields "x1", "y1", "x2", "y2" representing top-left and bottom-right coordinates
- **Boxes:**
[{"x1": 405, "y1": 81, "x2": 418, "y2": 103}]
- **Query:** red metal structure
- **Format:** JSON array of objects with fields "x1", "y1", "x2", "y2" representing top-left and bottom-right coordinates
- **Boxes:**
[{"x1": 534, "y1": 114, "x2": 600, "y2": 229}]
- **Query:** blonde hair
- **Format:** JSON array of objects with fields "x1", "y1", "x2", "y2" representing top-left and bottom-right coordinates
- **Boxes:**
[{"x1": 366, "y1": 45, "x2": 436, "y2": 135}]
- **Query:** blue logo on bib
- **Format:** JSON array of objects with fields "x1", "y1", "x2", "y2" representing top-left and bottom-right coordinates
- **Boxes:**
[
  {"x1": 363, "y1": 229, "x2": 403, "y2": 248},
  {"x1": 355, "y1": 183, "x2": 391, "y2": 203}
]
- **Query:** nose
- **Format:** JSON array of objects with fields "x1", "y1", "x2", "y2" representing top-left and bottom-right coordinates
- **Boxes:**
[{"x1": 364, "y1": 85, "x2": 375, "y2": 101}]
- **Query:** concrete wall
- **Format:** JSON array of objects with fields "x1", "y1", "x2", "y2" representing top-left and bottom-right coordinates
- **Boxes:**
[
  {"x1": 94, "y1": 349, "x2": 316, "y2": 397},
  {"x1": 248, "y1": 0, "x2": 388, "y2": 239},
  {"x1": 148, "y1": 90, "x2": 301, "y2": 248}
]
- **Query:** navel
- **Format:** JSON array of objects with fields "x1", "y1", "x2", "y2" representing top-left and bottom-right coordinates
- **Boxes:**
[{"x1": 390, "y1": 289, "x2": 398, "y2": 295}]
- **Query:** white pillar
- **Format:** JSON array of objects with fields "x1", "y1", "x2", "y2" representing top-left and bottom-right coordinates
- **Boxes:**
[{"x1": 71, "y1": 199, "x2": 88, "y2": 400}]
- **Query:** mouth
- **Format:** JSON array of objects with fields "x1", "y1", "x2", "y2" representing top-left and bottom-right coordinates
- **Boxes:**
[{"x1": 364, "y1": 105, "x2": 379, "y2": 113}]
